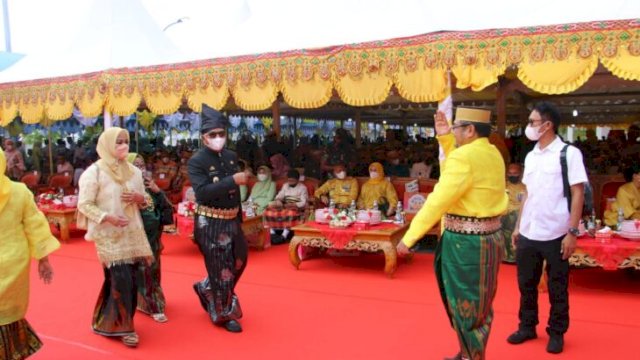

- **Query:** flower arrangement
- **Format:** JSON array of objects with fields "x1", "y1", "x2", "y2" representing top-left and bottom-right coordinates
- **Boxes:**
[
  {"x1": 326, "y1": 208, "x2": 355, "y2": 228},
  {"x1": 37, "y1": 191, "x2": 65, "y2": 209},
  {"x1": 178, "y1": 201, "x2": 196, "y2": 217}
]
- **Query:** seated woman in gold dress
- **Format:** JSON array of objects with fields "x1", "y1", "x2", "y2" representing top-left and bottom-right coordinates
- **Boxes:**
[{"x1": 357, "y1": 162, "x2": 398, "y2": 217}]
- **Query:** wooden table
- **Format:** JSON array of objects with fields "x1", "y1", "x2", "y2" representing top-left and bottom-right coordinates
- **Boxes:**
[
  {"x1": 288, "y1": 222, "x2": 410, "y2": 277},
  {"x1": 570, "y1": 235, "x2": 640, "y2": 270},
  {"x1": 39, "y1": 207, "x2": 77, "y2": 242},
  {"x1": 241, "y1": 216, "x2": 269, "y2": 250}
]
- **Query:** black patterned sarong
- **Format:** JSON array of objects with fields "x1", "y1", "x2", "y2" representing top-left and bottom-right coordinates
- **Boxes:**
[{"x1": 193, "y1": 214, "x2": 248, "y2": 324}]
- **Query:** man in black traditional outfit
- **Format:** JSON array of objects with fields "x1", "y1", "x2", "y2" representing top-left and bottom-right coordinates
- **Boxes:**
[{"x1": 188, "y1": 104, "x2": 249, "y2": 333}]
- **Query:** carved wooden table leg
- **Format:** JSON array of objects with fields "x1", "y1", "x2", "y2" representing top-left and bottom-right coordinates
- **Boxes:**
[
  {"x1": 378, "y1": 241, "x2": 398, "y2": 277},
  {"x1": 58, "y1": 214, "x2": 71, "y2": 243},
  {"x1": 289, "y1": 236, "x2": 303, "y2": 269}
]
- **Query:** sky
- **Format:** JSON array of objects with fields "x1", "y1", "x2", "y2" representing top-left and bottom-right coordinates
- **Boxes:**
[{"x1": 0, "y1": 0, "x2": 638, "y2": 82}]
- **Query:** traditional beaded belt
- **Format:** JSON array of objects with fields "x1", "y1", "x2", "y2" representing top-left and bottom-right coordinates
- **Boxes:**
[
  {"x1": 196, "y1": 205, "x2": 239, "y2": 220},
  {"x1": 444, "y1": 214, "x2": 501, "y2": 235}
]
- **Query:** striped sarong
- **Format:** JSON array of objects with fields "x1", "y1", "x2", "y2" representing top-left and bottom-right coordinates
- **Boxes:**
[{"x1": 435, "y1": 229, "x2": 503, "y2": 360}]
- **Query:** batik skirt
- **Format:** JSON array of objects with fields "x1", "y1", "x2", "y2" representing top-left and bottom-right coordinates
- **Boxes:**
[
  {"x1": 92, "y1": 264, "x2": 138, "y2": 337},
  {"x1": 0, "y1": 319, "x2": 42, "y2": 360}
]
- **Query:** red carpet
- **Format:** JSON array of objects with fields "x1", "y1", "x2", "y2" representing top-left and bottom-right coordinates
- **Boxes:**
[{"x1": 26, "y1": 232, "x2": 640, "y2": 360}]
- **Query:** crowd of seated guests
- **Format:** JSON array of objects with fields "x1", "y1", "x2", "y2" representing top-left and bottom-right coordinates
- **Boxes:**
[{"x1": 2, "y1": 121, "x2": 637, "y2": 225}]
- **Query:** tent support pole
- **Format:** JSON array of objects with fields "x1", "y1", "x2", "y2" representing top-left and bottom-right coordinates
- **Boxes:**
[
  {"x1": 355, "y1": 110, "x2": 362, "y2": 148},
  {"x1": 47, "y1": 126, "x2": 53, "y2": 175},
  {"x1": 496, "y1": 78, "x2": 507, "y2": 136},
  {"x1": 272, "y1": 100, "x2": 281, "y2": 140}
]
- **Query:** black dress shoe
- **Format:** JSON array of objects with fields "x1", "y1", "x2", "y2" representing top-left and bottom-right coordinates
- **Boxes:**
[
  {"x1": 270, "y1": 233, "x2": 285, "y2": 245},
  {"x1": 193, "y1": 282, "x2": 208, "y2": 312},
  {"x1": 507, "y1": 329, "x2": 537, "y2": 344},
  {"x1": 547, "y1": 335, "x2": 564, "y2": 354},
  {"x1": 222, "y1": 320, "x2": 243, "y2": 333}
]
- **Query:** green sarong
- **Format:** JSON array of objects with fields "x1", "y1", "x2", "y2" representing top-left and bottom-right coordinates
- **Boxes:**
[
  {"x1": 500, "y1": 210, "x2": 518, "y2": 263},
  {"x1": 435, "y1": 230, "x2": 503, "y2": 360}
]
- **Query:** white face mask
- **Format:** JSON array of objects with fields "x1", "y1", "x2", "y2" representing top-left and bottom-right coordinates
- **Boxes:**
[
  {"x1": 369, "y1": 171, "x2": 379, "y2": 179},
  {"x1": 257, "y1": 174, "x2": 268, "y2": 182},
  {"x1": 335, "y1": 171, "x2": 346, "y2": 179},
  {"x1": 206, "y1": 137, "x2": 226, "y2": 151},
  {"x1": 115, "y1": 144, "x2": 129, "y2": 160},
  {"x1": 525, "y1": 124, "x2": 546, "y2": 141}
]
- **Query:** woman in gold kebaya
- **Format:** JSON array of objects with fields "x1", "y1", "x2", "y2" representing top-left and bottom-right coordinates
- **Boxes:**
[{"x1": 77, "y1": 128, "x2": 153, "y2": 347}]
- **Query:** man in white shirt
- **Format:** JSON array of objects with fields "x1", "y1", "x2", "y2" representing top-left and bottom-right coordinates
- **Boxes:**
[{"x1": 507, "y1": 102, "x2": 588, "y2": 354}]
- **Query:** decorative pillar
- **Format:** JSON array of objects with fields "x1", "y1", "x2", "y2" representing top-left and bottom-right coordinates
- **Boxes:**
[
  {"x1": 496, "y1": 79, "x2": 507, "y2": 136},
  {"x1": 272, "y1": 100, "x2": 281, "y2": 139},
  {"x1": 355, "y1": 110, "x2": 362, "y2": 148}
]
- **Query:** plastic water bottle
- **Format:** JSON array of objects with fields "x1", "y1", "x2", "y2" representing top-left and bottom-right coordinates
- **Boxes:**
[
  {"x1": 617, "y1": 207, "x2": 625, "y2": 231},
  {"x1": 372, "y1": 200, "x2": 378, "y2": 211},
  {"x1": 587, "y1": 209, "x2": 596, "y2": 233},
  {"x1": 394, "y1": 201, "x2": 404, "y2": 224},
  {"x1": 329, "y1": 199, "x2": 336, "y2": 210},
  {"x1": 349, "y1": 200, "x2": 356, "y2": 216},
  {"x1": 246, "y1": 197, "x2": 255, "y2": 217}
]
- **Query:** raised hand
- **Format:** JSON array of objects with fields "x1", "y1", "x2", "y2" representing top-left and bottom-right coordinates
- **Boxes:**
[
  {"x1": 233, "y1": 172, "x2": 248, "y2": 185},
  {"x1": 434, "y1": 110, "x2": 451, "y2": 136}
]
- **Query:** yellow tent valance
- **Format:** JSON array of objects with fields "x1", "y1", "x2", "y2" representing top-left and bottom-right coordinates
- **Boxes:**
[
  {"x1": 600, "y1": 44, "x2": 640, "y2": 81},
  {"x1": 518, "y1": 53, "x2": 599, "y2": 94},
  {"x1": 0, "y1": 19, "x2": 638, "y2": 126}
]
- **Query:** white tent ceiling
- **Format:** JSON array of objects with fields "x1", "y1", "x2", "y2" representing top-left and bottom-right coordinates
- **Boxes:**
[{"x1": 0, "y1": 0, "x2": 638, "y2": 84}]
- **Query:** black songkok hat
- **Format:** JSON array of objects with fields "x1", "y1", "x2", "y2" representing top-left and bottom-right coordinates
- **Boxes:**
[
  {"x1": 287, "y1": 169, "x2": 300, "y2": 180},
  {"x1": 200, "y1": 103, "x2": 229, "y2": 134}
]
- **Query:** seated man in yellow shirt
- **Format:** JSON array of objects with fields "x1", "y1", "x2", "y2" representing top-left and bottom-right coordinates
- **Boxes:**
[
  {"x1": 314, "y1": 164, "x2": 358, "y2": 208},
  {"x1": 603, "y1": 164, "x2": 640, "y2": 226}
]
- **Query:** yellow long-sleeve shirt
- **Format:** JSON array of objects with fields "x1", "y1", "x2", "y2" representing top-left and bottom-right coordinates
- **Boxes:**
[
  {"x1": 314, "y1": 177, "x2": 358, "y2": 207},
  {"x1": 603, "y1": 182, "x2": 640, "y2": 226},
  {"x1": 402, "y1": 134, "x2": 508, "y2": 247},
  {"x1": 0, "y1": 182, "x2": 60, "y2": 325},
  {"x1": 357, "y1": 180, "x2": 398, "y2": 210}
]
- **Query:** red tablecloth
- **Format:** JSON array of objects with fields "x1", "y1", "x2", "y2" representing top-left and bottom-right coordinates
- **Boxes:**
[
  {"x1": 306, "y1": 222, "x2": 399, "y2": 249},
  {"x1": 177, "y1": 216, "x2": 195, "y2": 235},
  {"x1": 577, "y1": 235, "x2": 640, "y2": 270}
]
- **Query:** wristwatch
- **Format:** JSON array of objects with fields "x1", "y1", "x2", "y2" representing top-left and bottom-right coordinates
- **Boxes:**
[{"x1": 568, "y1": 227, "x2": 580, "y2": 236}]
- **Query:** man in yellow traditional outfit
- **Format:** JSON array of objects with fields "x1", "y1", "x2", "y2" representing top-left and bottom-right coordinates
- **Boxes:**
[
  {"x1": 0, "y1": 148, "x2": 60, "y2": 360},
  {"x1": 314, "y1": 164, "x2": 358, "y2": 208},
  {"x1": 397, "y1": 108, "x2": 508, "y2": 360}
]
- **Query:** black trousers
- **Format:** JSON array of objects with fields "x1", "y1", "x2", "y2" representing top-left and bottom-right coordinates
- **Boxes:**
[{"x1": 516, "y1": 234, "x2": 569, "y2": 336}]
